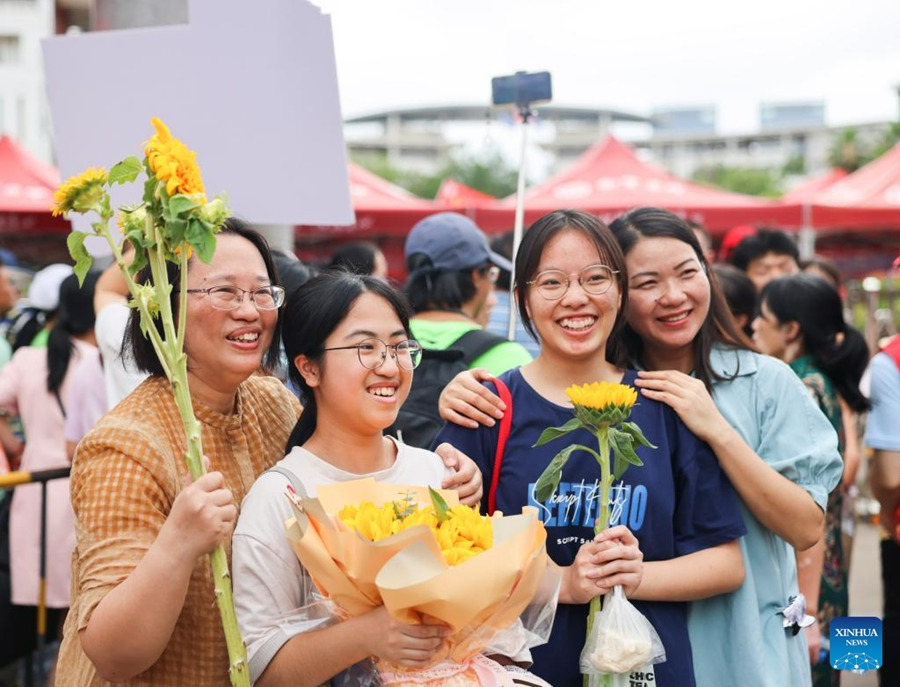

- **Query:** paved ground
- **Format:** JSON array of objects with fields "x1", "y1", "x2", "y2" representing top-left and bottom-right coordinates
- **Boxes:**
[{"x1": 843, "y1": 521, "x2": 882, "y2": 687}]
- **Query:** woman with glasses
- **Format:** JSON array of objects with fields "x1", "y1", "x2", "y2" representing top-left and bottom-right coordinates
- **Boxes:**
[
  {"x1": 56, "y1": 218, "x2": 301, "y2": 685},
  {"x1": 231, "y1": 270, "x2": 509, "y2": 686},
  {"x1": 57, "y1": 220, "x2": 483, "y2": 686},
  {"x1": 433, "y1": 210, "x2": 746, "y2": 687}
]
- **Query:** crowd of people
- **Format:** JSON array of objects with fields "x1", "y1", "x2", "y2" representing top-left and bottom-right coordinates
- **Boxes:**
[{"x1": 0, "y1": 205, "x2": 896, "y2": 687}]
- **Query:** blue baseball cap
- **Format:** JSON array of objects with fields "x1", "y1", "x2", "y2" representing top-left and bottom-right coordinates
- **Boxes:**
[{"x1": 404, "y1": 212, "x2": 512, "y2": 273}]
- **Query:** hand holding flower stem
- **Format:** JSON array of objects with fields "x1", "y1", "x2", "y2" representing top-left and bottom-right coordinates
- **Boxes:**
[
  {"x1": 54, "y1": 119, "x2": 248, "y2": 686},
  {"x1": 533, "y1": 382, "x2": 654, "y2": 686}
]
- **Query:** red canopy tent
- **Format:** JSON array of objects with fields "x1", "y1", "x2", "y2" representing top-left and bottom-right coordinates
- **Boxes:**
[
  {"x1": 435, "y1": 178, "x2": 495, "y2": 214},
  {"x1": 294, "y1": 162, "x2": 441, "y2": 276},
  {"x1": 471, "y1": 135, "x2": 802, "y2": 235},
  {"x1": 807, "y1": 145, "x2": 900, "y2": 229},
  {"x1": 783, "y1": 168, "x2": 848, "y2": 203},
  {"x1": 0, "y1": 135, "x2": 72, "y2": 265}
]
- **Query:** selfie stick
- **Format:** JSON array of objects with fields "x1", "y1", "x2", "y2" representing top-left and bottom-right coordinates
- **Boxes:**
[{"x1": 507, "y1": 106, "x2": 535, "y2": 341}]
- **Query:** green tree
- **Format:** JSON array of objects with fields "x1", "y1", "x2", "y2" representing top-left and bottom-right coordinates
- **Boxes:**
[
  {"x1": 692, "y1": 165, "x2": 784, "y2": 197},
  {"x1": 830, "y1": 128, "x2": 863, "y2": 171},
  {"x1": 350, "y1": 149, "x2": 519, "y2": 199},
  {"x1": 439, "y1": 150, "x2": 519, "y2": 199}
]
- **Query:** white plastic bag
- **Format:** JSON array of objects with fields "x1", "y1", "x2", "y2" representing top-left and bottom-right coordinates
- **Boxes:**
[{"x1": 580, "y1": 586, "x2": 666, "y2": 675}]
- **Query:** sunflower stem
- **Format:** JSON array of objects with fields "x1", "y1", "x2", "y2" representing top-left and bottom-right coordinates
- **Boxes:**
[{"x1": 94, "y1": 196, "x2": 249, "y2": 687}]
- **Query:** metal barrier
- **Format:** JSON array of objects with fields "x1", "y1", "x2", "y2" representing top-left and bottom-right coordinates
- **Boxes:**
[{"x1": 0, "y1": 466, "x2": 72, "y2": 687}]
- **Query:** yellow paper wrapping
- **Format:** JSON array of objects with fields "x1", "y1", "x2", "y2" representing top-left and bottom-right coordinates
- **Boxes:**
[{"x1": 285, "y1": 478, "x2": 549, "y2": 662}]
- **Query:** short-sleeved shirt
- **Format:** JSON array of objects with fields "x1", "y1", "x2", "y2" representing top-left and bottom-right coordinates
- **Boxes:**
[
  {"x1": 435, "y1": 368, "x2": 746, "y2": 687},
  {"x1": 865, "y1": 351, "x2": 900, "y2": 451},
  {"x1": 232, "y1": 439, "x2": 452, "y2": 683},
  {"x1": 410, "y1": 319, "x2": 532, "y2": 376},
  {"x1": 687, "y1": 345, "x2": 843, "y2": 687},
  {"x1": 55, "y1": 375, "x2": 300, "y2": 687}
]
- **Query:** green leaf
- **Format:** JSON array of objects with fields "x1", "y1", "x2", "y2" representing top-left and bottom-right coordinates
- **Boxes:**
[
  {"x1": 143, "y1": 175, "x2": 158, "y2": 205},
  {"x1": 534, "y1": 444, "x2": 577, "y2": 502},
  {"x1": 193, "y1": 227, "x2": 217, "y2": 263},
  {"x1": 165, "y1": 193, "x2": 200, "y2": 220},
  {"x1": 66, "y1": 231, "x2": 93, "y2": 285},
  {"x1": 621, "y1": 421, "x2": 656, "y2": 449},
  {"x1": 533, "y1": 417, "x2": 582, "y2": 447},
  {"x1": 609, "y1": 428, "x2": 643, "y2": 481},
  {"x1": 428, "y1": 486, "x2": 450, "y2": 522},
  {"x1": 108, "y1": 156, "x2": 143, "y2": 186}
]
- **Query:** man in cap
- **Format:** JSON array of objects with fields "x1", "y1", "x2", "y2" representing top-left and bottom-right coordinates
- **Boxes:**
[{"x1": 403, "y1": 212, "x2": 531, "y2": 375}]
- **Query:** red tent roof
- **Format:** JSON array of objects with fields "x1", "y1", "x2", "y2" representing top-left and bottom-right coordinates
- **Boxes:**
[
  {"x1": 0, "y1": 135, "x2": 60, "y2": 213},
  {"x1": 296, "y1": 162, "x2": 438, "y2": 238},
  {"x1": 808, "y1": 145, "x2": 900, "y2": 229},
  {"x1": 473, "y1": 135, "x2": 801, "y2": 234},
  {"x1": 347, "y1": 162, "x2": 435, "y2": 212},
  {"x1": 783, "y1": 168, "x2": 848, "y2": 203},
  {"x1": 435, "y1": 178, "x2": 495, "y2": 208}
]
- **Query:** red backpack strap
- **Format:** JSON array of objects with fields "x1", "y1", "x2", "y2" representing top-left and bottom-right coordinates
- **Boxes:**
[
  {"x1": 487, "y1": 378, "x2": 513, "y2": 516},
  {"x1": 882, "y1": 335, "x2": 900, "y2": 372}
]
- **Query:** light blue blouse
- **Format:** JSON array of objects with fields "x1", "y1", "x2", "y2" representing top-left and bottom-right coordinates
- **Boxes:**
[{"x1": 687, "y1": 345, "x2": 843, "y2": 687}]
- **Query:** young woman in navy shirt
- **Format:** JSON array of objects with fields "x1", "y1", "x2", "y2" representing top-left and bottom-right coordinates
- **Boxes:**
[{"x1": 434, "y1": 210, "x2": 746, "y2": 687}]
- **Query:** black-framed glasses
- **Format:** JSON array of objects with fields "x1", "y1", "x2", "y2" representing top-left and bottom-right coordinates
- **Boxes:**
[
  {"x1": 186, "y1": 285, "x2": 285, "y2": 311},
  {"x1": 321, "y1": 338, "x2": 422, "y2": 371},
  {"x1": 526, "y1": 264, "x2": 619, "y2": 300}
]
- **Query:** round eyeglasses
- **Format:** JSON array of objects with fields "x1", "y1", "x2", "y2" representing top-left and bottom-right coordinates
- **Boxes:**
[
  {"x1": 186, "y1": 285, "x2": 285, "y2": 311},
  {"x1": 321, "y1": 338, "x2": 422, "y2": 371},
  {"x1": 525, "y1": 264, "x2": 619, "y2": 300}
]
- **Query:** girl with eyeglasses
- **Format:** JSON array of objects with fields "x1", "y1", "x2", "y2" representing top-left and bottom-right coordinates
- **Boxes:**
[
  {"x1": 232, "y1": 270, "x2": 519, "y2": 686},
  {"x1": 433, "y1": 210, "x2": 746, "y2": 687}
]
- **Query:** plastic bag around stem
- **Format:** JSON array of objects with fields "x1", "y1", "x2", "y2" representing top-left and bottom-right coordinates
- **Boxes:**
[{"x1": 579, "y1": 586, "x2": 666, "y2": 675}]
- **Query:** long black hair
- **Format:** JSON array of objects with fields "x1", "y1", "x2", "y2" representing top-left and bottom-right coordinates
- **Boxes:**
[
  {"x1": 514, "y1": 209, "x2": 628, "y2": 354},
  {"x1": 282, "y1": 270, "x2": 413, "y2": 451},
  {"x1": 47, "y1": 271, "x2": 99, "y2": 398},
  {"x1": 759, "y1": 274, "x2": 870, "y2": 413},
  {"x1": 608, "y1": 207, "x2": 753, "y2": 389},
  {"x1": 125, "y1": 217, "x2": 283, "y2": 376}
]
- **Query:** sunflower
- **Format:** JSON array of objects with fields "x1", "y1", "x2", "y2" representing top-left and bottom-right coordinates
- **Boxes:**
[
  {"x1": 566, "y1": 382, "x2": 637, "y2": 411},
  {"x1": 52, "y1": 167, "x2": 108, "y2": 217},
  {"x1": 340, "y1": 500, "x2": 493, "y2": 566},
  {"x1": 145, "y1": 117, "x2": 206, "y2": 202}
]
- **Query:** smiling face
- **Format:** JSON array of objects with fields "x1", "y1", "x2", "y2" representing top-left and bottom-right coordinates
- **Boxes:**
[
  {"x1": 624, "y1": 236, "x2": 710, "y2": 372},
  {"x1": 525, "y1": 229, "x2": 622, "y2": 363},
  {"x1": 184, "y1": 233, "x2": 278, "y2": 400},
  {"x1": 304, "y1": 291, "x2": 413, "y2": 436}
]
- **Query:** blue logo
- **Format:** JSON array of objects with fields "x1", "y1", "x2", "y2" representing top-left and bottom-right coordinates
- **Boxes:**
[{"x1": 830, "y1": 616, "x2": 882, "y2": 673}]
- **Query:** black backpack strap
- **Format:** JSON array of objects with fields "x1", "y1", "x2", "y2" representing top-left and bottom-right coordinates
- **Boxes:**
[{"x1": 451, "y1": 329, "x2": 509, "y2": 365}]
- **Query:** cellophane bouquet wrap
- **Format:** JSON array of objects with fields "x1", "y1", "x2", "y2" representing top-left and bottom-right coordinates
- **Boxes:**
[{"x1": 284, "y1": 478, "x2": 558, "y2": 686}]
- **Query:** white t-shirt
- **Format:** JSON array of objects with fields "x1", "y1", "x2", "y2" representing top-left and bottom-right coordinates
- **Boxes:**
[
  {"x1": 94, "y1": 302, "x2": 146, "y2": 408},
  {"x1": 232, "y1": 437, "x2": 452, "y2": 683}
]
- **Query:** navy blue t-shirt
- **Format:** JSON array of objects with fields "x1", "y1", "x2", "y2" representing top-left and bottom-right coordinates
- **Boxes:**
[{"x1": 434, "y1": 369, "x2": 746, "y2": 687}]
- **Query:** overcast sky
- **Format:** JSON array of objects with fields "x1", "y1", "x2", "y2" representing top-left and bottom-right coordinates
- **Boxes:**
[{"x1": 314, "y1": 0, "x2": 900, "y2": 135}]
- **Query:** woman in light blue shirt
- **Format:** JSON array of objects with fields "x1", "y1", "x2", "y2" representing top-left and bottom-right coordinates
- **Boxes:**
[{"x1": 609, "y1": 208, "x2": 843, "y2": 687}]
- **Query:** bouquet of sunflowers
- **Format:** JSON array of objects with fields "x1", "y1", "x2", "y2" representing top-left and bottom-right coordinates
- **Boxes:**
[{"x1": 284, "y1": 478, "x2": 556, "y2": 686}]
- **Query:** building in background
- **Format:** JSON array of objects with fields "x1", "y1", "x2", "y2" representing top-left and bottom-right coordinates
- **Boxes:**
[{"x1": 3, "y1": 1, "x2": 898, "y2": 191}]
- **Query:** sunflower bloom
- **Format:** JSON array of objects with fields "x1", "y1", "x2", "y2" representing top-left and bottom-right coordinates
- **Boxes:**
[
  {"x1": 145, "y1": 117, "x2": 207, "y2": 202},
  {"x1": 53, "y1": 167, "x2": 108, "y2": 217},
  {"x1": 340, "y1": 500, "x2": 492, "y2": 566},
  {"x1": 566, "y1": 382, "x2": 637, "y2": 411}
]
